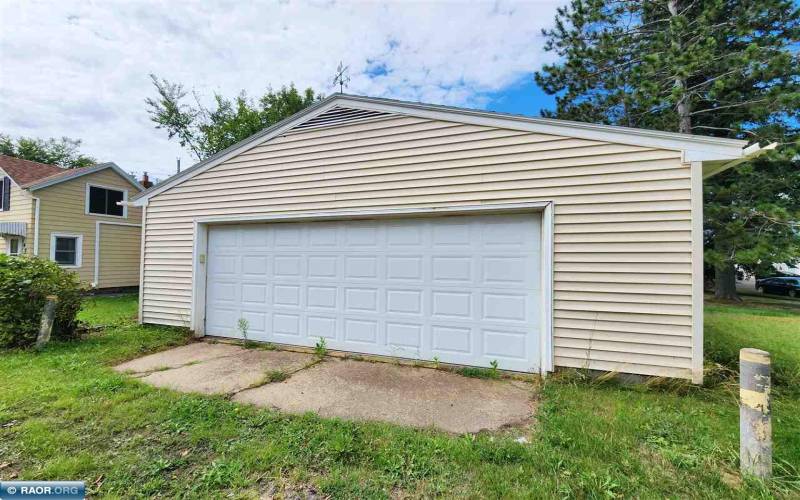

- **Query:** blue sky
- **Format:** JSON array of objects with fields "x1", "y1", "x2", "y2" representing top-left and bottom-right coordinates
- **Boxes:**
[
  {"x1": 0, "y1": 1, "x2": 565, "y2": 180},
  {"x1": 484, "y1": 78, "x2": 555, "y2": 118}
]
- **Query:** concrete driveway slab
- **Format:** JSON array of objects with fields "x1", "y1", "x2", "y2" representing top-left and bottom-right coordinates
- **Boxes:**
[
  {"x1": 114, "y1": 342, "x2": 245, "y2": 374},
  {"x1": 137, "y1": 348, "x2": 315, "y2": 395},
  {"x1": 233, "y1": 359, "x2": 535, "y2": 433}
]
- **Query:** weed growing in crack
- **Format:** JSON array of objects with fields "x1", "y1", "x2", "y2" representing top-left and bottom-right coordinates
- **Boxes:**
[
  {"x1": 237, "y1": 318, "x2": 251, "y2": 348},
  {"x1": 314, "y1": 337, "x2": 327, "y2": 358}
]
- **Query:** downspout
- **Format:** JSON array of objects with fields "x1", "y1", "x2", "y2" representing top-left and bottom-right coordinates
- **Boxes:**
[
  {"x1": 137, "y1": 200, "x2": 147, "y2": 324},
  {"x1": 32, "y1": 196, "x2": 41, "y2": 256}
]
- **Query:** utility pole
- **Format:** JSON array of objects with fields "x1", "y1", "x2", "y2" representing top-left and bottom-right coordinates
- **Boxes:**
[{"x1": 176, "y1": 157, "x2": 181, "y2": 174}]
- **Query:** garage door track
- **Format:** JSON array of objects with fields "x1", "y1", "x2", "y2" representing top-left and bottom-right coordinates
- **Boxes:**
[{"x1": 115, "y1": 342, "x2": 536, "y2": 434}]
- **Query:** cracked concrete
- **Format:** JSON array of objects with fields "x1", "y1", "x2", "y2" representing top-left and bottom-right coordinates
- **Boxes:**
[{"x1": 115, "y1": 342, "x2": 536, "y2": 433}]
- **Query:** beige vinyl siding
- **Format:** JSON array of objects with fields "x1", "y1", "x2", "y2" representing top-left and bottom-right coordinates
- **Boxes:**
[
  {"x1": 142, "y1": 115, "x2": 695, "y2": 378},
  {"x1": 97, "y1": 224, "x2": 141, "y2": 288},
  {"x1": 37, "y1": 168, "x2": 142, "y2": 286},
  {"x1": 0, "y1": 168, "x2": 35, "y2": 254}
]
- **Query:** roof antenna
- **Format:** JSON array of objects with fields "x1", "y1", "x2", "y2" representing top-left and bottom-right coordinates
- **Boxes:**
[
  {"x1": 332, "y1": 61, "x2": 350, "y2": 93},
  {"x1": 176, "y1": 157, "x2": 181, "y2": 173}
]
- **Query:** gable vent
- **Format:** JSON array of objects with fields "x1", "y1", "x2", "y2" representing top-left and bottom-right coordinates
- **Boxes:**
[{"x1": 290, "y1": 106, "x2": 393, "y2": 132}]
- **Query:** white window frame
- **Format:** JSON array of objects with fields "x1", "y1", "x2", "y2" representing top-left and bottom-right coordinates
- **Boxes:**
[
  {"x1": 6, "y1": 236, "x2": 22, "y2": 256},
  {"x1": 50, "y1": 232, "x2": 83, "y2": 268},
  {"x1": 85, "y1": 183, "x2": 128, "y2": 218}
]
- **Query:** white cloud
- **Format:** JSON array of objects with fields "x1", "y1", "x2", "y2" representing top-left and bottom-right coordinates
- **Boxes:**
[{"x1": 0, "y1": 0, "x2": 562, "y2": 182}]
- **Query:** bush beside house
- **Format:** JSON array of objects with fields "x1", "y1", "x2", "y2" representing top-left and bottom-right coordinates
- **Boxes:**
[{"x1": 0, "y1": 255, "x2": 84, "y2": 348}]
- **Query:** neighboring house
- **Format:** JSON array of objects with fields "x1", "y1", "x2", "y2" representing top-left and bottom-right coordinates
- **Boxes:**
[
  {"x1": 130, "y1": 94, "x2": 768, "y2": 382},
  {"x1": 0, "y1": 155, "x2": 143, "y2": 288}
]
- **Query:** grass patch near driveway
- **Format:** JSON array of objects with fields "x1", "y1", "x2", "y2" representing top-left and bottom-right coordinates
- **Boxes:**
[
  {"x1": 706, "y1": 303, "x2": 800, "y2": 391},
  {"x1": 0, "y1": 294, "x2": 798, "y2": 497}
]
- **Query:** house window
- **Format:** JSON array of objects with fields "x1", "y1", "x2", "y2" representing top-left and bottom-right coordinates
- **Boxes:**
[
  {"x1": 0, "y1": 176, "x2": 10, "y2": 211},
  {"x1": 8, "y1": 237, "x2": 21, "y2": 256},
  {"x1": 50, "y1": 234, "x2": 83, "y2": 268},
  {"x1": 87, "y1": 185, "x2": 125, "y2": 217}
]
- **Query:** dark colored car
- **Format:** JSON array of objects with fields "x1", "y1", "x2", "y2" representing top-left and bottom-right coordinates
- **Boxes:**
[{"x1": 755, "y1": 276, "x2": 800, "y2": 298}]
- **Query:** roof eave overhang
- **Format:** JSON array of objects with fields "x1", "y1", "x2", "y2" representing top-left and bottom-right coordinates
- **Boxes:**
[
  {"x1": 130, "y1": 94, "x2": 754, "y2": 206},
  {"x1": 25, "y1": 162, "x2": 143, "y2": 192},
  {"x1": 701, "y1": 142, "x2": 779, "y2": 179}
]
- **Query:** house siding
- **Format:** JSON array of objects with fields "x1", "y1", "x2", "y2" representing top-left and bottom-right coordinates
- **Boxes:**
[
  {"x1": 142, "y1": 115, "x2": 696, "y2": 378},
  {"x1": 97, "y1": 223, "x2": 141, "y2": 288},
  {"x1": 0, "y1": 168, "x2": 35, "y2": 254},
  {"x1": 36, "y1": 168, "x2": 142, "y2": 286}
]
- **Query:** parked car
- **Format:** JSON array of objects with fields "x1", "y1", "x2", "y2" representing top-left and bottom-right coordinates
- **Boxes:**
[{"x1": 755, "y1": 276, "x2": 800, "y2": 298}]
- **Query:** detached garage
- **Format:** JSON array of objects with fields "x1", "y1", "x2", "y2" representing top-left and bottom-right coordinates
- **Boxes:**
[{"x1": 131, "y1": 94, "x2": 765, "y2": 382}]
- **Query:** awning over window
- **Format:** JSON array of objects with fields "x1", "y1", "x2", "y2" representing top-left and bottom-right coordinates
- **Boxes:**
[{"x1": 0, "y1": 222, "x2": 27, "y2": 237}]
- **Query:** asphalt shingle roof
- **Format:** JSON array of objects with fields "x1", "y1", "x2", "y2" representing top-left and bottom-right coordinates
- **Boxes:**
[{"x1": 0, "y1": 155, "x2": 65, "y2": 186}]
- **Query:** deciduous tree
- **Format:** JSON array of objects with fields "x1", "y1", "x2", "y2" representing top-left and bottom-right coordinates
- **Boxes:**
[
  {"x1": 146, "y1": 76, "x2": 321, "y2": 160},
  {"x1": 0, "y1": 134, "x2": 96, "y2": 168}
]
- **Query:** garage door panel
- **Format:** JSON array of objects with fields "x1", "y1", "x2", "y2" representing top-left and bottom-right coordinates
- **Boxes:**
[
  {"x1": 274, "y1": 255, "x2": 303, "y2": 278},
  {"x1": 386, "y1": 322, "x2": 423, "y2": 349},
  {"x1": 308, "y1": 315, "x2": 337, "y2": 339},
  {"x1": 431, "y1": 256, "x2": 473, "y2": 283},
  {"x1": 273, "y1": 313, "x2": 301, "y2": 336},
  {"x1": 387, "y1": 222, "x2": 424, "y2": 246},
  {"x1": 307, "y1": 286, "x2": 338, "y2": 309},
  {"x1": 432, "y1": 324, "x2": 473, "y2": 354},
  {"x1": 241, "y1": 226, "x2": 271, "y2": 248},
  {"x1": 242, "y1": 255, "x2": 268, "y2": 276},
  {"x1": 208, "y1": 255, "x2": 238, "y2": 275},
  {"x1": 307, "y1": 255, "x2": 338, "y2": 278},
  {"x1": 482, "y1": 255, "x2": 539, "y2": 287},
  {"x1": 432, "y1": 220, "x2": 473, "y2": 247},
  {"x1": 482, "y1": 292, "x2": 528, "y2": 322},
  {"x1": 431, "y1": 291, "x2": 473, "y2": 319},
  {"x1": 241, "y1": 310, "x2": 268, "y2": 336},
  {"x1": 344, "y1": 318, "x2": 380, "y2": 344},
  {"x1": 483, "y1": 327, "x2": 529, "y2": 360},
  {"x1": 274, "y1": 225, "x2": 302, "y2": 247},
  {"x1": 241, "y1": 283, "x2": 267, "y2": 304},
  {"x1": 344, "y1": 256, "x2": 379, "y2": 279},
  {"x1": 387, "y1": 255, "x2": 424, "y2": 281},
  {"x1": 386, "y1": 289, "x2": 423, "y2": 315},
  {"x1": 205, "y1": 213, "x2": 542, "y2": 372},
  {"x1": 273, "y1": 284, "x2": 301, "y2": 307},
  {"x1": 345, "y1": 223, "x2": 379, "y2": 247}
]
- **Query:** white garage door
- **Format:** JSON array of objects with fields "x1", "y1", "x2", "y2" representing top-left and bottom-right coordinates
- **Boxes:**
[{"x1": 205, "y1": 213, "x2": 542, "y2": 372}]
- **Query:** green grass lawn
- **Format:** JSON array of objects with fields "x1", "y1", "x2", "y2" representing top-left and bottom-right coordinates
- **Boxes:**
[{"x1": 0, "y1": 294, "x2": 798, "y2": 498}]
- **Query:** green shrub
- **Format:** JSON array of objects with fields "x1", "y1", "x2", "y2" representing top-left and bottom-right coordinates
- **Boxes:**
[{"x1": 0, "y1": 255, "x2": 85, "y2": 348}]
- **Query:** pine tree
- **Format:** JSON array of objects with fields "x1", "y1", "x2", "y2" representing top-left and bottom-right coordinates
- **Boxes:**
[{"x1": 535, "y1": 0, "x2": 800, "y2": 299}]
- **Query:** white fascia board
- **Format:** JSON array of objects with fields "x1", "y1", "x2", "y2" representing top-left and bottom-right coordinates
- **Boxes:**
[
  {"x1": 132, "y1": 94, "x2": 751, "y2": 205},
  {"x1": 335, "y1": 96, "x2": 749, "y2": 160},
  {"x1": 27, "y1": 162, "x2": 144, "y2": 192}
]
